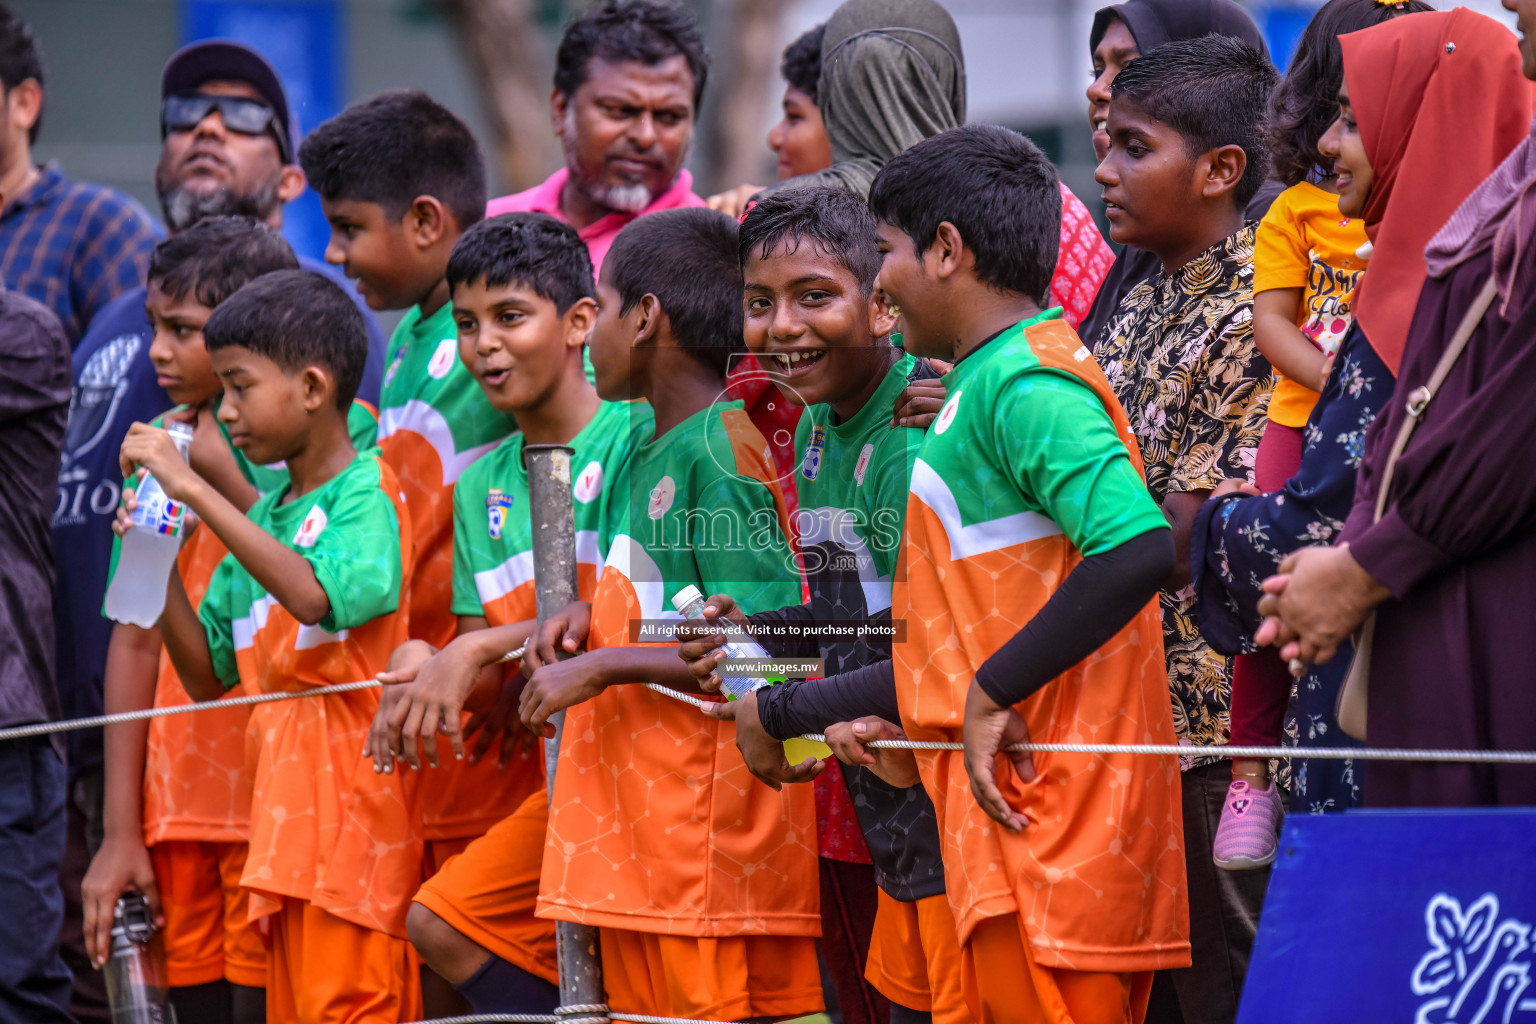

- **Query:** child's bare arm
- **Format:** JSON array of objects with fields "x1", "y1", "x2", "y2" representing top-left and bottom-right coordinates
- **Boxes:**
[
  {"x1": 159, "y1": 572, "x2": 224, "y2": 702},
  {"x1": 371, "y1": 617, "x2": 535, "y2": 771},
  {"x1": 122, "y1": 423, "x2": 331, "y2": 625},
  {"x1": 81, "y1": 622, "x2": 165, "y2": 967},
  {"x1": 519, "y1": 645, "x2": 702, "y2": 736},
  {"x1": 1254, "y1": 289, "x2": 1327, "y2": 391}
]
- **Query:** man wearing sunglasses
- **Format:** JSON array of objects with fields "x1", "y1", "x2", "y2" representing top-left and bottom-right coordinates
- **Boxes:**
[{"x1": 52, "y1": 40, "x2": 386, "y2": 1023}]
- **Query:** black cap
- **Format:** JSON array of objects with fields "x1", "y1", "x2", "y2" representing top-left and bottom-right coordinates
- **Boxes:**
[{"x1": 160, "y1": 39, "x2": 296, "y2": 164}]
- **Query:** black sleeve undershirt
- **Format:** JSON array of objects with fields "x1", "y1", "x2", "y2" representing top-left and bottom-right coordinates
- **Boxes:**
[
  {"x1": 754, "y1": 528, "x2": 1173, "y2": 738},
  {"x1": 974, "y1": 527, "x2": 1173, "y2": 708}
]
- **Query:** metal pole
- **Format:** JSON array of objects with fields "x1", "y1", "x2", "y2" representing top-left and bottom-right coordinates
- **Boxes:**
[{"x1": 522, "y1": 443, "x2": 605, "y2": 1017}]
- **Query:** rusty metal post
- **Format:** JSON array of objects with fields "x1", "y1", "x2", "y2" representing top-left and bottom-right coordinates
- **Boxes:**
[{"x1": 522, "y1": 443, "x2": 605, "y2": 1016}]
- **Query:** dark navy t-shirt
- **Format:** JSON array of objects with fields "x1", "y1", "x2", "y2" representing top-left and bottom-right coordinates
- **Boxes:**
[{"x1": 51, "y1": 257, "x2": 385, "y2": 778}]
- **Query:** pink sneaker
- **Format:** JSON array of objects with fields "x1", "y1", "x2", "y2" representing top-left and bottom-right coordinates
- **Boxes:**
[{"x1": 1212, "y1": 778, "x2": 1282, "y2": 870}]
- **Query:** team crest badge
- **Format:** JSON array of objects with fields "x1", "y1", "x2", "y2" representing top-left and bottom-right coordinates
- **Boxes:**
[
  {"x1": 801, "y1": 425, "x2": 826, "y2": 481},
  {"x1": 648, "y1": 476, "x2": 676, "y2": 519},
  {"x1": 294, "y1": 504, "x2": 328, "y2": 548},
  {"x1": 934, "y1": 390, "x2": 963, "y2": 435},
  {"x1": 384, "y1": 351, "x2": 403, "y2": 389},
  {"x1": 486, "y1": 489, "x2": 515, "y2": 540},
  {"x1": 854, "y1": 443, "x2": 874, "y2": 486},
  {"x1": 573, "y1": 461, "x2": 603, "y2": 504},
  {"x1": 427, "y1": 338, "x2": 458, "y2": 380}
]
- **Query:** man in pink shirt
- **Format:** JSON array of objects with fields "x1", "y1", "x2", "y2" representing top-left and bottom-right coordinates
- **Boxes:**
[{"x1": 487, "y1": 0, "x2": 705, "y2": 273}]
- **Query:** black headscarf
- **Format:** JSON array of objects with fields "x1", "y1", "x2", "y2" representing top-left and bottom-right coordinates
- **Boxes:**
[
  {"x1": 772, "y1": 0, "x2": 965, "y2": 198},
  {"x1": 1089, "y1": 0, "x2": 1268, "y2": 58}
]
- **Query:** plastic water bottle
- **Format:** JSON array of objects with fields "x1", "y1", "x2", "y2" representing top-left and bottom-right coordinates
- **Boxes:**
[
  {"x1": 104, "y1": 422, "x2": 195, "y2": 628},
  {"x1": 672, "y1": 585, "x2": 832, "y2": 762},
  {"x1": 103, "y1": 893, "x2": 175, "y2": 1023}
]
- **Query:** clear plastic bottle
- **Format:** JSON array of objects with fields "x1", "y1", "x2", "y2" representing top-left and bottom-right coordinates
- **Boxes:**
[
  {"x1": 103, "y1": 892, "x2": 175, "y2": 1023},
  {"x1": 672, "y1": 585, "x2": 832, "y2": 762},
  {"x1": 104, "y1": 422, "x2": 195, "y2": 628}
]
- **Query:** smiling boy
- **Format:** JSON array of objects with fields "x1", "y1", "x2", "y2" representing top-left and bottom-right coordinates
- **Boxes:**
[
  {"x1": 1090, "y1": 36, "x2": 1278, "y2": 1022},
  {"x1": 126, "y1": 270, "x2": 420, "y2": 1023},
  {"x1": 676, "y1": 184, "x2": 960, "y2": 1023}
]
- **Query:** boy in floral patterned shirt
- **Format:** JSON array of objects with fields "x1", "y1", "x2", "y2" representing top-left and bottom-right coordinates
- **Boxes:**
[{"x1": 1090, "y1": 35, "x2": 1278, "y2": 1024}]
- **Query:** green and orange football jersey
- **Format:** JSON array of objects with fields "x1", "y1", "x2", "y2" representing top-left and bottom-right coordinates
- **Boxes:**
[
  {"x1": 892, "y1": 312, "x2": 1189, "y2": 972},
  {"x1": 378, "y1": 301, "x2": 516, "y2": 647},
  {"x1": 198, "y1": 450, "x2": 420, "y2": 937},
  {"x1": 378, "y1": 301, "x2": 517, "y2": 841},
  {"x1": 537, "y1": 400, "x2": 819, "y2": 939},
  {"x1": 436, "y1": 399, "x2": 649, "y2": 837}
]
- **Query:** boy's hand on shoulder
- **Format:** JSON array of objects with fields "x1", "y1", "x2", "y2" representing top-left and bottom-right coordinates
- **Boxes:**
[
  {"x1": 824, "y1": 716, "x2": 922, "y2": 789},
  {"x1": 704, "y1": 184, "x2": 763, "y2": 219},
  {"x1": 81, "y1": 832, "x2": 162, "y2": 969},
  {"x1": 119, "y1": 422, "x2": 201, "y2": 503},
  {"x1": 519, "y1": 650, "x2": 608, "y2": 737},
  {"x1": 963, "y1": 683, "x2": 1036, "y2": 834},
  {"x1": 521, "y1": 600, "x2": 591, "y2": 677},
  {"x1": 701, "y1": 690, "x2": 825, "y2": 790},
  {"x1": 892, "y1": 373, "x2": 949, "y2": 429}
]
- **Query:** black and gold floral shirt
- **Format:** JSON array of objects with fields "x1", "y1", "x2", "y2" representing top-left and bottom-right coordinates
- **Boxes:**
[{"x1": 1094, "y1": 226, "x2": 1274, "y2": 765}]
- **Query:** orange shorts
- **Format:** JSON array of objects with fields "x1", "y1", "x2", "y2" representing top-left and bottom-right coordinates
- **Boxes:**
[
  {"x1": 267, "y1": 897, "x2": 421, "y2": 1024},
  {"x1": 961, "y1": 914, "x2": 1153, "y2": 1024},
  {"x1": 149, "y1": 840, "x2": 266, "y2": 988},
  {"x1": 865, "y1": 890, "x2": 966, "y2": 1023},
  {"x1": 422, "y1": 835, "x2": 476, "y2": 880},
  {"x1": 412, "y1": 788, "x2": 558, "y2": 984},
  {"x1": 599, "y1": 928, "x2": 823, "y2": 1021}
]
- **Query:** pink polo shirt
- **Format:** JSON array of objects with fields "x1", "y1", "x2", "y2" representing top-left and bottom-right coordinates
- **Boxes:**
[{"x1": 486, "y1": 167, "x2": 705, "y2": 274}]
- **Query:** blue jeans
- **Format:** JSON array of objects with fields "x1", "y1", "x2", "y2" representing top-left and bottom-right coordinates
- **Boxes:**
[{"x1": 0, "y1": 736, "x2": 74, "y2": 1023}]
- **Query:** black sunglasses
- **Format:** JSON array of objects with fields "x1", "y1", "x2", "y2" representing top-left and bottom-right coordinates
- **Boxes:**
[{"x1": 162, "y1": 93, "x2": 288, "y2": 160}]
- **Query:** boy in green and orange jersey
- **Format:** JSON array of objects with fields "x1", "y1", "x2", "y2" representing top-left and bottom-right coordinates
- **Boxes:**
[
  {"x1": 126, "y1": 270, "x2": 421, "y2": 1023},
  {"x1": 870, "y1": 125, "x2": 1187, "y2": 1023},
  {"x1": 516, "y1": 208, "x2": 822, "y2": 1023},
  {"x1": 361, "y1": 212, "x2": 647, "y2": 1014},
  {"x1": 300, "y1": 92, "x2": 527, "y2": 905},
  {"x1": 81, "y1": 217, "x2": 300, "y2": 1024}
]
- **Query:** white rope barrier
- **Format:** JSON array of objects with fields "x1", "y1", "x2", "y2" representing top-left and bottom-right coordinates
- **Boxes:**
[{"x1": 6, "y1": 672, "x2": 1535, "y2": 765}]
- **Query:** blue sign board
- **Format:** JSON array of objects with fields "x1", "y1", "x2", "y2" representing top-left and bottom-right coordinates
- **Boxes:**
[
  {"x1": 1239, "y1": 809, "x2": 1536, "y2": 1024},
  {"x1": 180, "y1": 0, "x2": 342, "y2": 263}
]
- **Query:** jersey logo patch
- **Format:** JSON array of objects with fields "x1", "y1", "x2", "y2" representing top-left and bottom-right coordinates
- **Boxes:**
[
  {"x1": 801, "y1": 425, "x2": 826, "y2": 481},
  {"x1": 486, "y1": 488, "x2": 514, "y2": 540},
  {"x1": 648, "y1": 475, "x2": 676, "y2": 520},
  {"x1": 384, "y1": 351, "x2": 403, "y2": 390},
  {"x1": 574, "y1": 461, "x2": 604, "y2": 505},
  {"x1": 854, "y1": 443, "x2": 874, "y2": 486},
  {"x1": 934, "y1": 389, "x2": 963, "y2": 435},
  {"x1": 294, "y1": 505, "x2": 328, "y2": 548},
  {"x1": 427, "y1": 338, "x2": 458, "y2": 380}
]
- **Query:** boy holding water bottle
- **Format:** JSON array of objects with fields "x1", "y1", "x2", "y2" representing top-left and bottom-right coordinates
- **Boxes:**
[
  {"x1": 82, "y1": 218, "x2": 302, "y2": 1024},
  {"x1": 515, "y1": 208, "x2": 822, "y2": 1022},
  {"x1": 125, "y1": 269, "x2": 422, "y2": 1023},
  {"x1": 299, "y1": 93, "x2": 528, "y2": 921}
]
